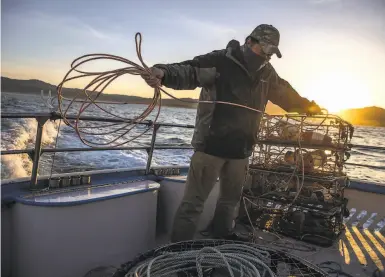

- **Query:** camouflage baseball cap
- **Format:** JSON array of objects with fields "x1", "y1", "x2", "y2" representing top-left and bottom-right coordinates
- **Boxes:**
[{"x1": 249, "y1": 24, "x2": 282, "y2": 58}]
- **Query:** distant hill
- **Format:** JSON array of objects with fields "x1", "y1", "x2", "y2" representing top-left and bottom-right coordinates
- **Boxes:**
[
  {"x1": 0, "y1": 76, "x2": 287, "y2": 113},
  {"x1": 0, "y1": 76, "x2": 301, "y2": 112},
  {"x1": 339, "y1": 106, "x2": 385, "y2": 127},
  {"x1": 1, "y1": 76, "x2": 198, "y2": 109}
]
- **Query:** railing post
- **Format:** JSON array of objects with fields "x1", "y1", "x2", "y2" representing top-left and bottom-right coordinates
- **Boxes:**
[
  {"x1": 146, "y1": 124, "x2": 160, "y2": 175},
  {"x1": 30, "y1": 116, "x2": 49, "y2": 189}
]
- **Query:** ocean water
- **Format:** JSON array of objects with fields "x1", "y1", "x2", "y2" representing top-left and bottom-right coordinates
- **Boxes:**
[{"x1": 1, "y1": 92, "x2": 384, "y2": 184}]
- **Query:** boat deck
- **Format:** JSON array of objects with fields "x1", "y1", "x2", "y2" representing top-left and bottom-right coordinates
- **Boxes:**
[
  {"x1": 2, "y1": 170, "x2": 385, "y2": 277},
  {"x1": 153, "y1": 179, "x2": 385, "y2": 277},
  {"x1": 154, "y1": 224, "x2": 384, "y2": 276}
]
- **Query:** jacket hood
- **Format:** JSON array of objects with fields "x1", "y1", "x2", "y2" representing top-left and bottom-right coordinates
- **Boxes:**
[{"x1": 225, "y1": 40, "x2": 244, "y2": 63}]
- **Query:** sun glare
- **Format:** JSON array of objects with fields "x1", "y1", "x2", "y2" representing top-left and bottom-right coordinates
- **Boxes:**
[{"x1": 303, "y1": 72, "x2": 372, "y2": 113}]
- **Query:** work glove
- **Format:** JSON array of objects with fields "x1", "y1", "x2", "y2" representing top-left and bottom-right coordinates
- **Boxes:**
[
  {"x1": 306, "y1": 101, "x2": 322, "y2": 116},
  {"x1": 140, "y1": 67, "x2": 165, "y2": 88}
]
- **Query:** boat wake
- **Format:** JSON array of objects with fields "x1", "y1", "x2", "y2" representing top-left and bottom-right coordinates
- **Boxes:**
[{"x1": 1, "y1": 118, "x2": 59, "y2": 179}]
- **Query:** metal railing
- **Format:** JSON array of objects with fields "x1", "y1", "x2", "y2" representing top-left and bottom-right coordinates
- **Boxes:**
[
  {"x1": 1, "y1": 112, "x2": 384, "y2": 189},
  {"x1": 1, "y1": 112, "x2": 194, "y2": 188}
]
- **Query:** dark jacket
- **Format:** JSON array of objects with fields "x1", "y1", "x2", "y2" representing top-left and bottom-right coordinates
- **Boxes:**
[{"x1": 155, "y1": 40, "x2": 317, "y2": 159}]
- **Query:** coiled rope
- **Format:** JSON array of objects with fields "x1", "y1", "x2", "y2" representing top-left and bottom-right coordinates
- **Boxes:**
[
  {"x1": 125, "y1": 244, "x2": 275, "y2": 277},
  {"x1": 56, "y1": 32, "x2": 265, "y2": 148}
]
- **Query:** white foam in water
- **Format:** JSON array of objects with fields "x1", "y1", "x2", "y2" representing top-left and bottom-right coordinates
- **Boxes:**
[
  {"x1": 1, "y1": 117, "x2": 59, "y2": 179},
  {"x1": 1, "y1": 155, "x2": 31, "y2": 178}
]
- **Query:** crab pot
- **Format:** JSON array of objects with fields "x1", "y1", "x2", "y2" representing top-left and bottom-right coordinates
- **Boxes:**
[
  {"x1": 252, "y1": 114, "x2": 354, "y2": 178},
  {"x1": 247, "y1": 169, "x2": 347, "y2": 200},
  {"x1": 241, "y1": 187, "x2": 348, "y2": 247},
  {"x1": 257, "y1": 114, "x2": 354, "y2": 147}
]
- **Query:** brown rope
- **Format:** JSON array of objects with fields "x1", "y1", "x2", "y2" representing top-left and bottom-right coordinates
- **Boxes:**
[{"x1": 56, "y1": 32, "x2": 266, "y2": 148}]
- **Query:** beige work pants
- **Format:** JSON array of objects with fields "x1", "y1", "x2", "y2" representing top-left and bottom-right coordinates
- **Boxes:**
[{"x1": 171, "y1": 151, "x2": 249, "y2": 242}]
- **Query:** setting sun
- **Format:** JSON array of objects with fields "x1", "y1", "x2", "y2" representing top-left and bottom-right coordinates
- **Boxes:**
[{"x1": 302, "y1": 72, "x2": 372, "y2": 113}]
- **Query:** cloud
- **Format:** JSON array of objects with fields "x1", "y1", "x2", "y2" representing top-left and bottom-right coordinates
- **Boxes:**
[
  {"x1": 12, "y1": 10, "x2": 122, "y2": 42},
  {"x1": 182, "y1": 17, "x2": 236, "y2": 36},
  {"x1": 81, "y1": 24, "x2": 113, "y2": 40},
  {"x1": 166, "y1": 14, "x2": 237, "y2": 42}
]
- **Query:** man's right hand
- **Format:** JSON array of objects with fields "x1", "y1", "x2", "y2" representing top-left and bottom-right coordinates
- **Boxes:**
[
  {"x1": 141, "y1": 67, "x2": 164, "y2": 88},
  {"x1": 307, "y1": 100, "x2": 322, "y2": 115}
]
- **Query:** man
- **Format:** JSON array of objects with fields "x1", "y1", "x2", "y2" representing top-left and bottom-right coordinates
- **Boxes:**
[{"x1": 142, "y1": 24, "x2": 321, "y2": 242}]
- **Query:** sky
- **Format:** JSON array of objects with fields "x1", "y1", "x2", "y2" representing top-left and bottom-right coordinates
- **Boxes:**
[{"x1": 1, "y1": 0, "x2": 385, "y2": 112}]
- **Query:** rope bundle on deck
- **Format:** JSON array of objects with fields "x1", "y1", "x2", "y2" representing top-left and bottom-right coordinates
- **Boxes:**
[{"x1": 126, "y1": 243, "x2": 275, "y2": 277}]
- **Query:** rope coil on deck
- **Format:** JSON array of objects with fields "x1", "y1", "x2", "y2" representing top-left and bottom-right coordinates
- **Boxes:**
[
  {"x1": 119, "y1": 240, "x2": 329, "y2": 277},
  {"x1": 126, "y1": 244, "x2": 274, "y2": 277}
]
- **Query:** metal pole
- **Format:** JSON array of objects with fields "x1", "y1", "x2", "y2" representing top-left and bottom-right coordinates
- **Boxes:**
[
  {"x1": 30, "y1": 117, "x2": 49, "y2": 188},
  {"x1": 145, "y1": 124, "x2": 160, "y2": 175}
]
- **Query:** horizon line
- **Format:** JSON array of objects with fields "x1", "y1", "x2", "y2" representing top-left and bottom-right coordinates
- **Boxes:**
[{"x1": 2, "y1": 75, "x2": 384, "y2": 112}]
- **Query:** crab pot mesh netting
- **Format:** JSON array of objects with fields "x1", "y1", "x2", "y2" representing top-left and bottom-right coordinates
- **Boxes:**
[
  {"x1": 252, "y1": 114, "x2": 354, "y2": 178},
  {"x1": 112, "y1": 239, "x2": 328, "y2": 277},
  {"x1": 239, "y1": 197, "x2": 346, "y2": 247},
  {"x1": 246, "y1": 169, "x2": 347, "y2": 201},
  {"x1": 257, "y1": 114, "x2": 354, "y2": 147}
]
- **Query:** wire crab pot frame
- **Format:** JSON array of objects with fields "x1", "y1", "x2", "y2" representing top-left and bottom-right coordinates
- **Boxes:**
[
  {"x1": 257, "y1": 114, "x2": 354, "y2": 148},
  {"x1": 241, "y1": 169, "x2": 349, "y2": 247},
  {"x1": 240, "y1": 195, "x2": 347, "y2": 247},
  {"x1": 246, "y1": 169, "x2": 347, "y2": 202},
  {"x1": 251, "y1": 144, "x2": 350, "y2": 178},
  {"x1": 251, "y1": 113, "x2": 354, "y2": 180}
]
